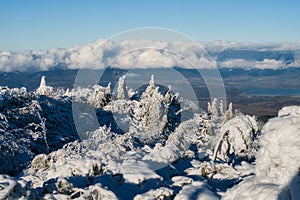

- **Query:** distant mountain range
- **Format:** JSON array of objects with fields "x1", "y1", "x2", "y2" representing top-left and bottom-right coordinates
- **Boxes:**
[{"x1": 1, "y1": 67, "x2": 299, "y2": 93}]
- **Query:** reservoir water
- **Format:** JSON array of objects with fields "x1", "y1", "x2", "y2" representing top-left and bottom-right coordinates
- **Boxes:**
[{"x1": 244, "y1": 88, "x2": 300, "y2": 96}]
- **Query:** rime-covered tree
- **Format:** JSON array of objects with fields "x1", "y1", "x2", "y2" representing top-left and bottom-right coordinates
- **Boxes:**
[
  {"x1": 210, "y1": 98, "x2": 219, "y2": 121},
  {"x1": 130, "y1": 75, "x2": 168, "y2": 144},
  {"x1": 117, "y1": 75, "x2": 128, "y2": 100},
  {"x1": 36, "y1": 76, "x2": 53, "y2": 96},
  {"x1": 92, "y1": 84, "x2": 111, "y2": 108}
]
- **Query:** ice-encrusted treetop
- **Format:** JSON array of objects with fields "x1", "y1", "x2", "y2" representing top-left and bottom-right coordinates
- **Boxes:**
[{"x1": 36, "y1": 76, "x2": 53, "y2": 96}]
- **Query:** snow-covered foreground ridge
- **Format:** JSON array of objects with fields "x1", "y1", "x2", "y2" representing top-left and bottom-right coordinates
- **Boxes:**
[{"x1": 0, "y1": 76, "x2": 299, "y2": 199}]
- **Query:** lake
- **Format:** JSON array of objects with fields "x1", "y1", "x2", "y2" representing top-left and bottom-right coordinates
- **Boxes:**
[{"x1": 244, "y1": 88, "x2": 300, "y2": 96}]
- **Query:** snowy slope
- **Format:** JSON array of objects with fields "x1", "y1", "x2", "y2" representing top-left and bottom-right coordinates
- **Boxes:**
[{"x1": 0, "y1": 76, "x2": 299, "y2": 199}]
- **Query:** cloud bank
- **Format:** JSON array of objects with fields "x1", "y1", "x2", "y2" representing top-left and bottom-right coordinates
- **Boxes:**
[{"x1": 1, "y1": 39, "x2": 300, "y2": 72}]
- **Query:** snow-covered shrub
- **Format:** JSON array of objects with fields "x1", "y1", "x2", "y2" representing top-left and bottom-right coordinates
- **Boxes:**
[
  {"x1": 69, "y1": 83, "x2": 111, "y2": 108},
  {"x1": 105, "y1": 75, "x2": 181, "y2": 146},
  {"x1": 208, "y1": 99, "x2": 233, "y2": 124},
  {"x1": 130, "y1": 75, "x2": 168, "y2": 141},
  {"x1": 212, "y1": 114, "x2": 259, "y2": 162},
  {"x1": 0, "y1": 88, "x2": 49, "y2": 175},
  {"x1": 223, "y1": 106, "x2": 300, "y2": 199},
  {"x1": 38, "y1": 95, "x2": 78, "y2": 151},
  {"x1": 0, "y1": 81, "x2": 80, "y2": 175}
]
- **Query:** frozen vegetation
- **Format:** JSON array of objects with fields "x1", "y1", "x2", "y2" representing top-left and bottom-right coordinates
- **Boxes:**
[{"x1": 0, "y1": 76, "x2": 299, "y2": 199}]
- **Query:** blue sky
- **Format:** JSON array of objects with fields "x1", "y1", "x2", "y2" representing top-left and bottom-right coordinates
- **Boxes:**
[{"x1": 1, "y1": 0, "x2": 300, "y2": 51}]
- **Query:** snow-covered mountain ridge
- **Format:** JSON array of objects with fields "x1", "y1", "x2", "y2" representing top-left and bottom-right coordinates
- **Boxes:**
[{"x1": 0, "y1": 76, "x2": 299, "y2": 199}]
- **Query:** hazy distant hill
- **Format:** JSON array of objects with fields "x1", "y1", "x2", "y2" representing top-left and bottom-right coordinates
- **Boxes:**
[{"x1": 1, "y1": 67, "x2": 299, "y2": 94}]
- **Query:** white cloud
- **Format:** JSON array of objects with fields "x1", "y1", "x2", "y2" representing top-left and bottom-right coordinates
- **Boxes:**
[
  {"x1": 1, "y1": 39, "x2": 300, "y2": 72},
  {"x1": 254, "y1": 59, "x2": 284, "y2": 69},
  {"x1": 219, "y1": 59, "x2": 255, "y2": 69}
]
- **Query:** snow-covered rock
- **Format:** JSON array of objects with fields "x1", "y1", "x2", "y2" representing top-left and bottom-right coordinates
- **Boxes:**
[
  {"x1": 134, "y1": 187, "x2": 174, "y2": 200},
  {"x1": 222, "y1": 177, "x2": 279, "y2": 200},
  {"x1": 174, "y1": 181, "x2": 220, "y2": 200},
  {"x1": 80, "y1": 184, "x2": 118, "y2": 200},
  {"x1": 0, "y1": 175, "x2": 17, "y2": 199}
]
